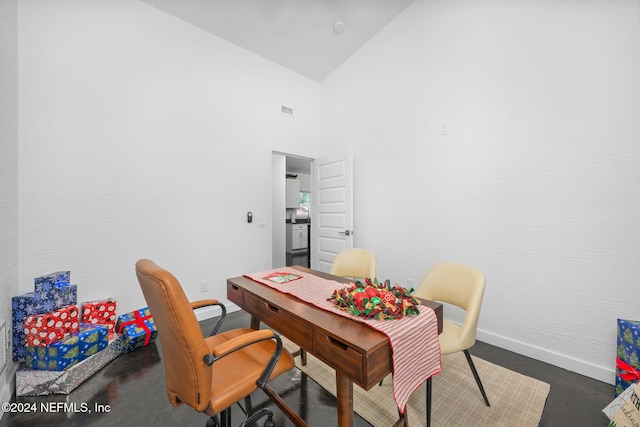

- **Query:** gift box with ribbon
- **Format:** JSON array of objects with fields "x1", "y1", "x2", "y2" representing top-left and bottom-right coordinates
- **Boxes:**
[
  {"x1": 615, "y1": 318, "x2": 640, "y2": 396},
  {"x1": 115, "y1": 307, "x2": 157, "y2": 353},
  {"x1": 81, "y1": 299, "x2": 117, "y2": 333},
  {"x1": 24, "y1": 323, "x2": 109, "y2": 371},
  {"x1": 34, "y1": 271, "x2": 76, "y2": 307},
  {"x1": 23, "y1": 305, "x2": 80, "y2": 346}
]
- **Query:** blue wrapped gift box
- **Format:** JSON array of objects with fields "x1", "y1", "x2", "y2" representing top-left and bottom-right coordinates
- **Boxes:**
[
  {"x1": 615, "y1": 318, "x2": 640, "y2": 396},
  {"x1": 115, "y1": 307, "x2": 157, "y2": 353},
  {"x1": 12, "y1": 293, "x2": 43, "y2": 362},
  {"x1": 12, "y1": 271, "x2": 78, "y2": 362},
  {"x1": 34, "y1": 271, "x2": 69, "y2": 290},
  {"x1": 34, "y1": 270, "x2": 76, "y2": 307},
  {"x1": 25, "y1": 323, "x2": 109, "y2": 371}
]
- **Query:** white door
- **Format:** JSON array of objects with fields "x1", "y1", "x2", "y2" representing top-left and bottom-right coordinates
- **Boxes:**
[{"x1": 311, "y1": 152, "x2": 354, "y2": 272}]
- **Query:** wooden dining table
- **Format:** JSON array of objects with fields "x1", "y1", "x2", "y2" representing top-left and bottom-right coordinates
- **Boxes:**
[{"x1": 227, "y1": 266, "x2": 443, "y2": 427}]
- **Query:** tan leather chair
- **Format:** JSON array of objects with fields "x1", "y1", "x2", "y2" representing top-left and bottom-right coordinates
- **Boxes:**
[
  {"x1": 329, "y1": 248, "x2": 376, "y2": 281},
  {"x1": 135, "y1": 259, "x2": 307, "y2": 427},
  {"x1": 414, "y1": 262, "x2": 490, "y2": 425}
]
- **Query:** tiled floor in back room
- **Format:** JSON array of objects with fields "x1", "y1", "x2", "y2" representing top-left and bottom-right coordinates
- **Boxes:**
[{"x1": 0, "y1": 310, "x2": 614, "y2": 427}]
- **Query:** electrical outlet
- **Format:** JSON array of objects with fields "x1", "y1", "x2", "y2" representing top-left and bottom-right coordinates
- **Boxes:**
[{"x1": 200, "y1": 280, "x2": 208, "y2": 293}]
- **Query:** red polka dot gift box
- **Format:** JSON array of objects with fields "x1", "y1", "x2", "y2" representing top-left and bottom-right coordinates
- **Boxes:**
[
  {"x1": 81, "y1": 299, "x2": 117, "y2": 333},
  {"x1": 23, "y1": 305, "x2": 80, "y2": 347}
]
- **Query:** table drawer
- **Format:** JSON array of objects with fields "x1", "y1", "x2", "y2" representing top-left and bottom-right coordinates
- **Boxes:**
[
  {"x1": 314, "y1": 331, "x2": 363, "y2": 384},
  {"x1": 227, "y1": 282, "x2": 244, "y2": 306},
  {"x1": 243, "y1": 293, "x2": 313, "y2": 350}
]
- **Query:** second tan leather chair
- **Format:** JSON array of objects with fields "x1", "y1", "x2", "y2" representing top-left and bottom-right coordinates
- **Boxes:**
[
  {"x1": 329, "y1": 248, "x2": 376, "y2": 281},
  {"x1": 414, "y1": 262, "x2": 490, "y2": 425}
]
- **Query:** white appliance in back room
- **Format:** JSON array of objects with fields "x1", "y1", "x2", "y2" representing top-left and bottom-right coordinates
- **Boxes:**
[{"x1": 286, "y1": 222, "x2": 308, "y2": 256}]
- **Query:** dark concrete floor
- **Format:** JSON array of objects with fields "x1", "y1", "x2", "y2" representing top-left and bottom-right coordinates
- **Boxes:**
[{"x1": 0, "y1": 310, "x2": 614, "y2": 427}]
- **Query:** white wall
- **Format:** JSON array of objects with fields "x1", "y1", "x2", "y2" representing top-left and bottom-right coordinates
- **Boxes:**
[
  {"x1": 17, "y1": 0, "x2": 321, "y2": 315},
  {"x1": 0, "y1": 0, "x2": 19, "y2": 411},
  {"x1": 320, "y1": 0, "x2": 640, "y2": 383},
  {"x1": 272, "y1": 154, "x2": 286, "y2": 268}
]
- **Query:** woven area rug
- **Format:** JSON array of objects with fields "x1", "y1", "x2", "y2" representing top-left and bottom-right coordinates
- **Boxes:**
[{"x1": 282, "y1": 339, "x2": 550, "y2": 427}]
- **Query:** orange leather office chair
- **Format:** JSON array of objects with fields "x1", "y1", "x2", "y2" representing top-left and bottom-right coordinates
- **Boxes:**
[{"x1": 135, "y1": 259, "x2": 307, "y2": 427}]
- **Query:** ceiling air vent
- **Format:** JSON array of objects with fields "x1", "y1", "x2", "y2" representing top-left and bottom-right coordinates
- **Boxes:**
[{"x1": 281, "y1": 105, "x2": 294, "y2": 117}]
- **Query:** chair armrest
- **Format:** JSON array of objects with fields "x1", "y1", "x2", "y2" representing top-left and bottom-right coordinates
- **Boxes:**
[
  {"x1": 191, "y1": 299, "x2": 227, "y2": 336},
  {"x1": 211, "y1": 329, "x2": 274, "y2": 357},
  {"x1": 190, "y1": 299, "x2": 220, "y2": 310},
  {"x1": 203, "y1": 329, "x2": 285, "y2": 389}
]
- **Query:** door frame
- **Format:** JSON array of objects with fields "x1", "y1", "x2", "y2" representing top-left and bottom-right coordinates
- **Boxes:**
[
  {"x1": 271, "y1": 149, "x2": 316, "y2": 269},
  {"x1": 270, "y1": 149, "x2": 354, "y2": 271}
]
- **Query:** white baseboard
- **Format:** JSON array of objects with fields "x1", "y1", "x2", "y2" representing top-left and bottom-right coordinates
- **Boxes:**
[
  {"x1": 193, "y1": 302, "x2": 240, "y2": 322},
  {"x1": 476, "y1": 328, "x2": 615, "y2": 385}
]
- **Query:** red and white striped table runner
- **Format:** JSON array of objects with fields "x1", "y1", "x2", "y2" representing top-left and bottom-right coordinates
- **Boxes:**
[{"x1": 244, "y1": 267, "x2": 441, "y2": 413}]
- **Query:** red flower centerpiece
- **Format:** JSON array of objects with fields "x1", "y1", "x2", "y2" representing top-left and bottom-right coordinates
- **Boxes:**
[{"x1": 329, "y1": 278, "x2": 420, "y2": 321}]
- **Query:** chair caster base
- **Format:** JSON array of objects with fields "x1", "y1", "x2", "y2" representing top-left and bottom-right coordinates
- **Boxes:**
[
  {"x1": 244, "y1": 408, "x2": 273, "y2": 427},
  {"x1": 206, "y1": 408, "x2": 273, "y2": 427}
]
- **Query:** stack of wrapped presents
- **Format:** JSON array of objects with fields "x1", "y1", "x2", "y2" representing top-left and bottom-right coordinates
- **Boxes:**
[
  {"x1": 602, "y1": 318, "x2": 640, "y2": 424},
  {"x1": 12, "y1": 271, "x2": 158, "y2": 396},
  {"x1": 615, "y1": 319, "x2": 640, "y2": 397}
]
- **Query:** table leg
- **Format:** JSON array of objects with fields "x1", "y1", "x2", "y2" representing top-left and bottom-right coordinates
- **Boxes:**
[
  {"x1": 426, "y1": 377, "x2": 432, "y2": 427},
  {"x1": 250, "y1": 315, "x2": 260, "y2": 330},
  {"x1": 336, "y1": 371, "x2": 354, "y2": 427},
  {"x1": 392, "y1": 411, "x2": 408, "y2": 427}
]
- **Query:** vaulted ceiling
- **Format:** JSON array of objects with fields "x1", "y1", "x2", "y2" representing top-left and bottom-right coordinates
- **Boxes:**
[{"x1": 141, "y1": 0, "x2": 416, "y2": 82}]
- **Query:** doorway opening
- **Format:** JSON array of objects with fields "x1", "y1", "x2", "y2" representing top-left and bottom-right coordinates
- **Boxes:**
[{"x1": 271, "y1": 152, "x2": 313, "y2": 269}]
